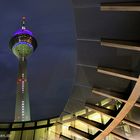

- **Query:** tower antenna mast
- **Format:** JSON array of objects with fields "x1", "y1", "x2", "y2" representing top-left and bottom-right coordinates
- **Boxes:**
[{"x1": 21, "y1": 16, "x2": 26, "y2": 30}]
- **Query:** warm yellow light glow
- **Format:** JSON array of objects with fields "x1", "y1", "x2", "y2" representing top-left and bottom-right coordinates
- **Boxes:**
[{"x1": 88, "y1": 113, "x2": 101, "y2": 122}]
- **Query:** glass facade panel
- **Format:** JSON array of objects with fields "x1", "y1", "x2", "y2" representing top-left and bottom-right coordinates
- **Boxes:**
[
  {"x1": 12, "y1": 123, "x2": 22, "y2": 128},
  {"x1": 37, "y1": 120, "x2": 47, "y2": 126},
  {"x1": 88, "y1": 112, "x2": 102, "y2": 123},
  {"x1": 75, "y1": 109, "x2": 86, "y2": 116},
  {"x1": 47, "y1": 126, "x2": 56, "y2": 140},
  {"x1": 0, "y1": 123, "x2": 10, "y2": 128},
  {"x1": 22, "y1": 130, "x2": 34, "y2": 140},
  {"x1": 34, "y1": 128, "x2": 46, "y2": 140},
  {"x1": 62, "y1": 114, "x2": 72, "y2": 121},
  {"x1": 50, "y1": 118, "x2": 58, "y2": 124},
  {"x1": 9, "y1": 131, "x2": 22, "y2": 140},
  {"x1": 24, "y1": 122, "x2": 35, "y2": 127}
]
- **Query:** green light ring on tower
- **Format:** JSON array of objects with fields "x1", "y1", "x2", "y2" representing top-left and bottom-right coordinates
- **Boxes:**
[{"x1": 12, "y1": 42, "x2": 33, "y2": 58}]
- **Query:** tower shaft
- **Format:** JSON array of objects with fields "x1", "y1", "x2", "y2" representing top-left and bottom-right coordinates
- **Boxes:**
[{"x1": 15, "y1": 57, "x2": 30, "y2": 121}]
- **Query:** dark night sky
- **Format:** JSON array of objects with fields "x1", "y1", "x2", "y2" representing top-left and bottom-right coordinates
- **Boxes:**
[{"x1": 0, "y1": 0, "x2": 76, "y2": 121}]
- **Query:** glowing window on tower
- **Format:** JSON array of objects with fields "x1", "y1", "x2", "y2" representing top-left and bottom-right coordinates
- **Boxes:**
[
  {"x1": 22, "y1": 73, "x2": 24, "y2": 77},
  {"x1": 22, "y1": 80, "x2": 24, "y2": 94}
]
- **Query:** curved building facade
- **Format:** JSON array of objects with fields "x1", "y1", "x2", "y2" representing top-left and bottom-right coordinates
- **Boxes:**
[{"x1": 0, "y1": 1, "x2": 140, "y2": 140}]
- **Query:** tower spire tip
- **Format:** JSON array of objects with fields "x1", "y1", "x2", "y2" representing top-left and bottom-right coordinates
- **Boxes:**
[{"x1": 22, "y1": 16, "x2": 26, "y2": 20}]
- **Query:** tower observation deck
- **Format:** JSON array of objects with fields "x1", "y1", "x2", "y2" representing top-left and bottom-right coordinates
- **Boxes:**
[{"x1": 9, "y1": 17, "x2": 37, "y2": 122}]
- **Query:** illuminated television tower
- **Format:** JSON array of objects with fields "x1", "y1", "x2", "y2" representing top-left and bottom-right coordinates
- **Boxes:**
[{"x1": 9, "y1": 17, "x2": 37, "y2": 122}]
